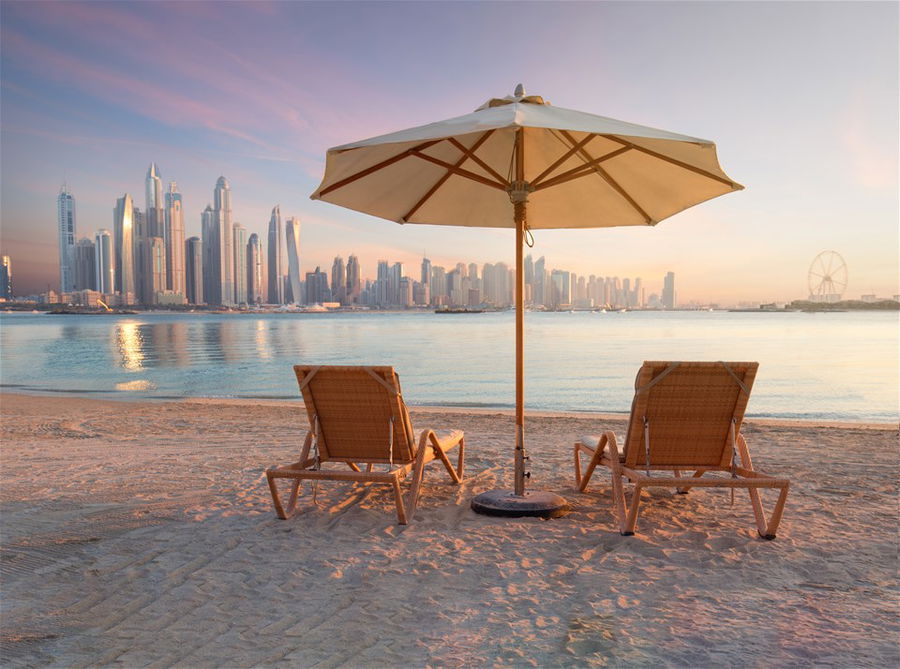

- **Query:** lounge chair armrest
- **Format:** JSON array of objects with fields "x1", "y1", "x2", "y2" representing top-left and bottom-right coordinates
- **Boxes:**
[
  {"x1": 577, "y1": 431, "x2": 619, "y2": 457},
  {"x1": 426, "y1": 428, "x2": 465, "y2": 451}
]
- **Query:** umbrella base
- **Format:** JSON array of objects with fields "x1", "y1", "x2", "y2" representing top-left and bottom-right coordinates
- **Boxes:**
[{"x1": 471, "y1": 489, "x2": 569, "y2": 519}]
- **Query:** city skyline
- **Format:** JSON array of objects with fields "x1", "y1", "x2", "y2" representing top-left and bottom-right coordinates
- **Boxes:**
[{"x1": 1, "y1": 2, "x2": 897, "y2": 302}]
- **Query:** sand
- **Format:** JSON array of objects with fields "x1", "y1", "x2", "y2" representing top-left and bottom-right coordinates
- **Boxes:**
[{"x1": 1, "y1": 392, "x2": 897, "y2": 667}]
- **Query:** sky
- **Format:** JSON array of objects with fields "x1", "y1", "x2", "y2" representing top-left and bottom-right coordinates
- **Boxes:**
[{"x1": 1, "y1": 1, "x2": 897, "y2": 303}]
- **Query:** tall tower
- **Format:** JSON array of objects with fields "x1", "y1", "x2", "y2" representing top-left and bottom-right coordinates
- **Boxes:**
[
  {"x1": 233, "y1": 223, "x2": 248, "y2": 305},
  {"x1": 662, "y1": 271, "x2": 676, "y2": 309},
  {"x1": 0, "y1": 255, "x2": 12, "y2": 299},
  {"x1": 185, "y1": 236, "x2": 204, "y2": 305},
  {"x1": 95, "y1": 230, "x2": 114, "y2": 294},
  {"x1": 331, "y1": 256, "x2": 346, "y2": 304},
  {"x1": 285, "y1": 217, "x2": 302, "y2": 305},
  {"x1": 165, "y1": 181, "x2": 185, "y2": 301},
  {"x1": 346, "y1": 255, "x2": 361, "y2": 304},
  {"x1": 201, "y1": 204, "x2": 218, "y2": 304},
  {"x1": 420, "y1": 256, "x2": 431, "y2": 287},
  {"x1": 213, "y1": 177, "x2": 234, "y2": 305},
  {"x1": 145, "y1": 163, "x2": 165, "y2": 238},
  {"x1": 57, "y1": 184, "x2": 76, "y2": 293},
  {"x1": 74, "y1": 238, "x2": 96, "y2": 291},
  {"x1": 113, "y1": 194, "x2": 135, "y2": 301},
  {"x1": 266, "y1": 205, "x2": 283, "y2": 304},
  {"x1": 247, "y1": 233, "x2": 263, "y2": 305}
]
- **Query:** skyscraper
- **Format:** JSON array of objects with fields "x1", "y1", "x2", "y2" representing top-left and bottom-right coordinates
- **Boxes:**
[
  {"x1": 331, "y1": 256, "x2": 346, "y2": 304},
  {"x1": 73, "y1": 238, "x2": 96, "y2": 291},
  {"x1": 304, "y1": 266, "x2": 329, "y2": 304},
  {"x1": 266, "y1": 206, "x2": 283, "y2": 304},
  {"x1": 346, "y1": 254, "x2": 361, "y2": 304},
  {"x1": 95, "y1": 230, "x2": 114, "y2": 294},
  {"x1": 247, "y1": 233, "x2": 263, "y2": 305},
  {"x1": 185, "y1": 236, "x2": 203, "y2": 305},
  {"x1": 0, "y1": 256, "x2": 12, "y2": 299},
  {"x1": 201, "y1": 204, "x2": 218, "y2": 304},
  {"x1": 420, "y1": 256, "x2": 431, "y2": 286},
  {"x1": 165, "y1": 181, "x2": 185, "y2": 301},
  {"x1": 146, "y1": 163, "x2": 164, "y2": 238},
  {"x1": 662, "y1": 271, "x2": 676, "y2": 309},
  {"x1": 147, "y1": 237, "x2": 167, "y2": 303},
  {"x1": 232, "y1": 223, "x2": 248, "y2": 305},
  {"x1": 58, "y1": 185, "x2": 76, "y2": 293},
  {"x1": 285, "y1": 217, "x2": 302, "y2": 305},
  {"x1": 213, "y1": 177, "x2": 234, "y2": 306},
  {"x1": 113, "y1": 194, "x2": 135, "y2": 301}
]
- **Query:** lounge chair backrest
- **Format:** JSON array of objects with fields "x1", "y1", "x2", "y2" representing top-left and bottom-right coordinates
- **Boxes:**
[
  {"x1": 622, "y1": 361, "x2": 758, "y2": 469},
  {"x1": 293, "y1": 365, "x2": 416, "y2": 464}
]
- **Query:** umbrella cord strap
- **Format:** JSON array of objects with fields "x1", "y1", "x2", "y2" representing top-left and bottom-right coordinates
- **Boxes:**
[
  {"x1": 312, "y1": 414, "x2": 321, "y2": 505},
  {"x1": 729, "y1": 418, "x2": 737, "y2": 506},
  {"x1": 643, "y1": 417, "x2": 651, "y2": 477}
]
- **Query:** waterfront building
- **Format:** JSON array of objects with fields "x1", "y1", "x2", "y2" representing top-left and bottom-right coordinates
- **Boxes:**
[
  {"x1": 233, "y1": 223, "x2": 248, "y2": 304},
  {"x1": 533, "y1": 256, "x2": 546, "y2": 307},
  {"x1": 413, "y1": 280, "x2": 429, "y2": 306},
  {"x1": 201, "y1": 204, "x2": 219, "y2": 304},
  {"x1": 389, "y1": 262, "x2": 403, "y2": 306},
  {"x1": 398, "y1": 276, "x2": 414, "y2": 307},
  {"x1": 145, "y1": 163, "x2": 165, "y2": 238},
  {"x1": 213, "y1": 177, "x2": 234, "y2": 306},
  {"x1": 247, "y1": 233, "x2": 263, "y2": 305},
  {"x1": 74, "y1": 238, "x2": 96, "y2": 291},
  {"x1": 165, "y1": 181, "x2": 185, "y2": 301},
  {"x1": 430, "y1": 265, "x2": 447, "y2": 306},
  {"x1": 185, "y1": 236, "x2": 203, "y2": 305},
  {"x1": 331, "y1": 256, "x2": 346, "y2": 305},
  {"x1": 147, "y1": 237, "x2": 167, "y2": 303},
  {"x1": 113, "y1": 194, "x2": 135, "y2": 302},
  {"x1": 57, "y1": 184, "x2": 76, "y2": 293},
  {"x1": 1, "y1": 256, "x2": 11, "y2": 299},
  {"x1": 662, "y1": 271, "x2": 676, "y2": 309},
  {"x1": 375, "y1": 260, "x2": 390, "y2": 306},
  {"x1": 420, "y1": 256, "x2": 431, "y2": 287},
  {"x1": 305, "y1": 266, "x2": 329, "y2": 304},
  {"x1": 266, "y1": 206, "x2": 283, "y2": 304},
  {"x1": 94, "y1": 230, "x2": 114, "y2": 295},
  {"x1": 285, "y1": 217, "x2": 302, "y2": 305},
  {"x1": 346, "y1": 255, "x2": 361, "y2": 304}
]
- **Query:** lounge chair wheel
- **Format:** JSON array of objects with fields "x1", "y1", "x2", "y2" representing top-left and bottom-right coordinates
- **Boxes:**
[
  {"x1": 621, "y1": 531, "x2": 635, "y2": 536},
  {"x1": 676, "y1": 490, "x2": 689, "y2": 495},
  {"x1": 759, "y1": 532, "x2": 777, "y2": 541}
]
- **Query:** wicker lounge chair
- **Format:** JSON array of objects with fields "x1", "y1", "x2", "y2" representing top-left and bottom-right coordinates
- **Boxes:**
[
  {"x1": 573, "y1": 361, "x2": 789, "y2": 539},
  {"x1": 266, "y1": 365, "x2": 465, "y2": 524}
]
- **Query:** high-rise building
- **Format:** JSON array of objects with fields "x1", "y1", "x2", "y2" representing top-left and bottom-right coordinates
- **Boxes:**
[
  {"x1": 185, "y1": 236, "x2": 203, "y2": 305},
  {"x1": 305, "y1": 266, "x2": 330, "y2": 304},
  {"x1": 421, "y1": 256, "x2": 431, "y2": 286},
  {"x1": 266, "y1": 205, "x2": 283, "y2": 304},
  {"x1": 73, "y1": 238, "x2": 96, "y2": 291},
  {"x1": 0, "y1": 256, "x2": 12, "y2": 299},
  {"x1": 247, "y1": 233, "x2": 263, "y2": 305},
  {"x1": 113, "y1": 194, "x2": 135, "y2": 301},
  {"x1": 213, "y1": 177, "x2": 234, "y2": 305},
  {"x1": 57, "y1": 185, "x2": 76, "y2": 293},
  {"x1": 165, "y1": 181, "x2": 185, "y2": 301},
  {"x1": 94, "y1": 230, "x2": 114, "y2": 295},
  {"x1": 146, "y1": 163, "x2": 165, "y2": 238},
  {"x1": 376, "y1": 260, "x2": 390, "y2": 306},
  {"x1": 389, "y1": 262, "x2": 403, "y2": 306},
  {"x1": 662, "y1": 271, "x2": 676, "y2": 309},
  {"x1": 346, "y1": 254, "x2": 361, "y2": 304},
  {"x1": 331, "y1": 256, "x2": 346, "y2": 304},
  {"x1": 147, "y1": 237, "x2": 167, "y2": 303},
  {"x1": 201, "y1": 204, "x2": 217, "y2": 304},
  {"x1": 430, "y1": 265, "x2": 447, "y2": 306},
  {"x1": 233, "y1": 223, "x2": 248, "y2": 304},
  {"x1": 285, "y1": 217, "x2": 302, "y2": 305},
  {"x1": 533, "y1": 256, "x2": 546, "y2": 307}
]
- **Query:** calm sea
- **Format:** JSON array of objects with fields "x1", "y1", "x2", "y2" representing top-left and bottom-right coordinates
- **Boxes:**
[{"x1": 1, "y1": 310, "x2": 897, "y2": 422}]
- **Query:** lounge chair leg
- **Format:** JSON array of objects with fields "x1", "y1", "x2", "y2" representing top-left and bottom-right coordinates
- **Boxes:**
[
  {"x1": 573, "y1": 443, "x2": 583, "y2": 489},
  {"x1": 674, "y1": 470, "x2": 689, "y2": 494},
  {"x1": 392, "y1": 478, "x2": 408, "y2": 525},
  {"x1": 610, "y1": 470, "x2": 629, "y2": 534},
  {"x1": 622, "y1": 483, "x2": 643, "y2": 536},
  {"x1": 456, "y1": 436, "x2": 465, "y2": 480},
  {"x1": 266, "y1": 471, "x2": 302, "y2": 520}
]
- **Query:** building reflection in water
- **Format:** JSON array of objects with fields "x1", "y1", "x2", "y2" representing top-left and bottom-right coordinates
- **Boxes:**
[
  {"x1": 115, "y1": 321, "x2": 144, "y2": 371},
  {"x1": 255, "y1": 319, "x2": 272, "y2": 360}
]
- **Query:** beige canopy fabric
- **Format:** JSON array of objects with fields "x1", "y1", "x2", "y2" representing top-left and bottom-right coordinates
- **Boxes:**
[{"x1": 311, "y1": 93, "x2": 743, "y2": 230}]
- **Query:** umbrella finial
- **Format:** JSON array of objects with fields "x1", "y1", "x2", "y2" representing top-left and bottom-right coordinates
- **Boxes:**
[{"x1": 514, "y1": 83, "x2": 525, "y2": 97}]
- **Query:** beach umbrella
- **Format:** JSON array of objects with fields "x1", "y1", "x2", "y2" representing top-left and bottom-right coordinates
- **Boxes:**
[{"x1": 311, "y1": 85, "x2": 743, "y2": 517}]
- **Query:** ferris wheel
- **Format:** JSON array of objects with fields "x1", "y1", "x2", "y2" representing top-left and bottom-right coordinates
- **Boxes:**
[{"x1": 808, "y1": 251, "x2": 848, "y2": 301}]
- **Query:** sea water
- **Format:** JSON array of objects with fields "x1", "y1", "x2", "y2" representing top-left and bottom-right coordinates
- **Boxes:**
[{"x1": 1, "y1": 310, "x2": 897, "y2": 422}]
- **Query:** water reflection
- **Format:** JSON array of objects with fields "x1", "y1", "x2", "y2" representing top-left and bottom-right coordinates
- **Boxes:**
[{"x1": 115, "y1": 321, "x2": 144, "y2": 371}]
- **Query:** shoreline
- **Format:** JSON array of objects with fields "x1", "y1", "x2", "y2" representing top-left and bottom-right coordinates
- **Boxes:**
[{"x1": 2, "y1": 390, "x2": 896, "y2": 431}]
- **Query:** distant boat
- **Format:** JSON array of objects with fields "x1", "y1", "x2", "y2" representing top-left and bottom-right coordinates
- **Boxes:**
[{"x1": 435, "y1": 308, "x2": 484, "y2": 314}]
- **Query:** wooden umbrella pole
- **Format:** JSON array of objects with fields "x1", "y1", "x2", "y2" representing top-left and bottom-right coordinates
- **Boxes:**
[{"x1": 514, "y1": 198, "x2": 527, "y2": 496}]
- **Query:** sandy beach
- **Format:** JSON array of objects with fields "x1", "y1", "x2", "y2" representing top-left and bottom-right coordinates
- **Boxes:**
[{"x1": 1, "y1": 392, "x2": 897, "y2": 667}]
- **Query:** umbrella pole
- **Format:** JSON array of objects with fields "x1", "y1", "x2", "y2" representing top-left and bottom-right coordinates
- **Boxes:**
[{"x1": 514, "y1": 199, "x2": 526, "y2": 496}]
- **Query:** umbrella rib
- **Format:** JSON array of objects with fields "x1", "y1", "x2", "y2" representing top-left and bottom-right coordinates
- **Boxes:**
[
  {"x1": 318, "y1": 139, "x2": 444, "y2": 197},
  {"x1": 557, "y1": 130, "x2": 653, "y2": 224},
  {"x1": 608, "y1": 135, "x2": 739, "y2": 188},
  {"x1": 530, "y1": 133, "x2": 599, "y2": 187},
  {"x1": 447, "y1": 136, "x2": 508, "y2": 186},
  {"x1": 532, "y1": 146, "x2": 630, "y2": 191},
  {"x1": 410, "y1": 151, "x2": 508, "y2": 190},
  {"x1": 402, "y1": 130, "x2": 497, "y2": 222}
]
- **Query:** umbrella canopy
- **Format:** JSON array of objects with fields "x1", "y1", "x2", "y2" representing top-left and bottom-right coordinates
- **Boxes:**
[{"x1": 311, "y1": 86, "x2": 742, "y2": 516}]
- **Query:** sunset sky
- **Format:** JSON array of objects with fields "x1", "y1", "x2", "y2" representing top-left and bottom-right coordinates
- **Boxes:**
[{"x1": 1, "y1": 1, "x2": 897, "y2": 302}]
